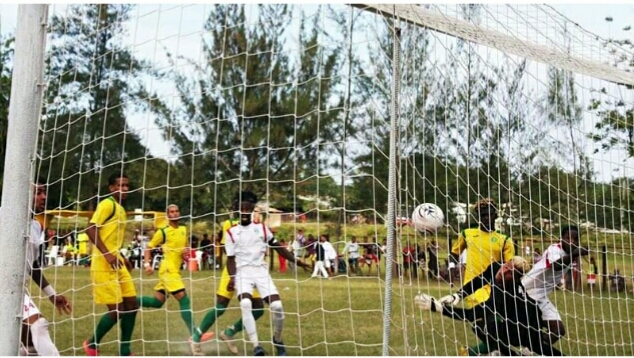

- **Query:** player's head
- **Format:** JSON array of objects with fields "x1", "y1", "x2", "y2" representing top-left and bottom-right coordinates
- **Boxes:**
[
  {"x1": 167, "y1": 204, "x2": 180, "y2": 223},
  {"x1": 108, "y1": 172, "x2": 129, "y2": 201},
  {"x1": 560, "y1": 225, "x2": 580, "y2": 254},
  {"x1": 320, "y1": 234, "x2": 328, "y2": 242},
  {"x1": 474, "y1": 198, "x2": 497, "y2": 232},
  {"x1": 233, "y1": 190, "x2": 258, "y2": 226},
  {"x1": 351, "y1": 236, "x2": 357, "y2": 243},
  {"x1": 495, "y1": 256, "x2": 530, "y2": 285},
  {"x1": 33, "y1": 177, "x2": 47, "y2": 214}
]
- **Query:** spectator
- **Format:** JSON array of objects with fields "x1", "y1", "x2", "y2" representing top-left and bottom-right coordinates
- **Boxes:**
[
  {"x1": 200, "y1": 233, "x2": 213, "y2": 270},
  {"x1": 343, "y1": 236, "x2": 360, "y2": 275},
  {"x1": 311, "y1": 235, "x2": 329, "y2": 278}
]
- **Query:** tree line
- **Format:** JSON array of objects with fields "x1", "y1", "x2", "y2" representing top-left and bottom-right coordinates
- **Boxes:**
[{"x1": 1, "y1": 4, "x2": 634, "y2": 232}]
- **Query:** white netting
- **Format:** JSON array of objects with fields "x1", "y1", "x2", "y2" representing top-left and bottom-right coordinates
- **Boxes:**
[{"x1": 2, "y1": 3, "x2": 632, "y2": 356}]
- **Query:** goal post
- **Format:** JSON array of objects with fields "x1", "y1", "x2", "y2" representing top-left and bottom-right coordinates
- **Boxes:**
[{"x1": 0, "y1": 4, "x2": 49, "y2": 355}]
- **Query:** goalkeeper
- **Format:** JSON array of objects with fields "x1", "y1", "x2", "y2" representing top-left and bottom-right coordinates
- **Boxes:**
[
  {"x1": 417, "y1": 257, "x2": 564, "y2": 356},
  {"x1": 449, "y1": 198, "x2": 514, "y2": 355},
  {"x1": 190, "y1": 192, "x2": 265, "y2": 355}
]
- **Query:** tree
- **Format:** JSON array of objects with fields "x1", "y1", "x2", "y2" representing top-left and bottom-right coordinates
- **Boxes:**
[
  {"x1": 588, "y1": 17, "x2": 634, "y2": 158},
  {"x1": 0, "y1": 35, "x2": 13, "y2": 195},
  {"x1": 40, "y1": 4, "x2": 157, "y2": 210},
  {"x1": 149, "y1": 4, "x2": 343, "y2": 216}
]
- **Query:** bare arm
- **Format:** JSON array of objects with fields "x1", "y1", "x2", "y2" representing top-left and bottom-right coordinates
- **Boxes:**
[
  {"x1": 29, "y1": 257, "x2": 50, "y2": 291},
  {"x1": 86, "y1": 224, "x2": 120, "y2": 269},
  {"x1": 271, "y1": 239, "x2": 310, "y2": 268},
  {"x1": 552, "y1": 247, "x2": 588, "y2": 271}
]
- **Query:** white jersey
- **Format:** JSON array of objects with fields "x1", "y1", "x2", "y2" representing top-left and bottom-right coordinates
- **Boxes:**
[
  {"x1": 323, "y1": 241, "x2": 337, "y2": 261},
  {"x1": 345, "y1": 242, "x2": 360, "y2": 259},
  {"x1": 521, "y1": 243, "x2": 569, "y2": 300},
  {"x1": 225, "y1": 222, "x2": 275, "y2": 269},
  {"x1": 27, "y1": 219, "x2": 45, "y2": 268}
]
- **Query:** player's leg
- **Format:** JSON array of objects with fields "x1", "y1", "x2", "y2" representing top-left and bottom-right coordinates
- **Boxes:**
[
  {"x1": 22, "y1": 294, "x2": 59, "y2": 356},
  {"x1": 237, "y1": 267, "x2": 264, "y2": 355},
  {"x1": 84, "y1": 271, "x2": 122, "y2": 356},
  {"x1": 256, "y1": 273, "x2": 286, "y2": 356},
  {"x1": 218, "y1": 290, "x2": 264, "y2": 355},
  {"x1": 118, "y1": 268, "x2": 139, "y2": 356},
  {"x1": 192, "y1": 269, "x2": 235, "y2": 343},
  {"x1": 172, "y1": 289, "x2": 196, "y2": 335},
  {"x1": 537, "y1": 299, "x2": 565, "y2": 345},
  {"x1": 23, "y1": 314, "x2": 59, "y2": 356},
  {"x1": 137, "y1": 275, "x2": 167, "y2": 308}
]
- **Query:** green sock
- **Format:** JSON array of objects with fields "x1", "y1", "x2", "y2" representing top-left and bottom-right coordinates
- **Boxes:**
[
  {"x1": 119, "y1": 311, "x2": 137, "y2": 356},
  {"x1": 137, "y1": 295, "x2": 164, "y2": 308},
  {"x1": 193, "y1": 302, "x2": 227, "y2": 343},
  {"x1": 225, "y1": 306, "x2": 265, "y2": 337},
  {"x1": 468, "y1": 341, "x2": 490, "y2": 356},
  {"x1": 178, "y1": 295, "x2": 195, "y2": 335},
  {"x1": 89, "y1": 313, "x2": 118, "y2": 349}
]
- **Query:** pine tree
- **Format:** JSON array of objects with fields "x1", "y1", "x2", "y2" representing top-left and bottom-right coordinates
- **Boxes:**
[{"x1": 40, "y1": 5, "x2": 157, "y2": 210}]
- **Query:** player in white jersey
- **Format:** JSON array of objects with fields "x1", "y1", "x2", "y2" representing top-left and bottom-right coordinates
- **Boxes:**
[
  {"x1": 21, "y1": 179, "x2": 72, "y2": 355},
  {"x1": 521, "y1": 225, "x2": 588, "y2": 346},
  {"x1": 344, "y1": 237, "x2": 360, "y2": 274},
  {"x1": 226, "y1": 191, "x2": 309, "y2": 356}
]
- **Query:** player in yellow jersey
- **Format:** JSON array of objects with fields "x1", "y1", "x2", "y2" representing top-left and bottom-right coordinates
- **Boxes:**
[
  {"x1": 190, "y1": 194, "x2": 265, "y2": 355},
  {"x1": 83, "y1": 173, "x2": 137, "y2": 356},
  {"x1": 442, "y1": 198, "x2": 515, "y2": 356},
  {"x1": 136, "y1": 204, "x2": 203, "y2": 355}
]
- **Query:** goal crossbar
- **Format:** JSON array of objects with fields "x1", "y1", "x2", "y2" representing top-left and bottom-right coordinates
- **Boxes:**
[{"x1": 353, "y1": 4, "x2": 634, "y2": 87}]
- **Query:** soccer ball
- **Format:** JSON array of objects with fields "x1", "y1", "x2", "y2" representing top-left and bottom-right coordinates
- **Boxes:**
[{"x1": 411, "y1": 203, "x2": 444, "y2": 233}]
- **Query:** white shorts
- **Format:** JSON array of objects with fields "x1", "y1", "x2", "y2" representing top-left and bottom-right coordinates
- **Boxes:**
[
  {"x1": 236, "y1": 266, "x2": 279, "y2": 299},
  {"x1": 535, "y1": 297, "x2": 561, "y2": 321},
  {"x1": 23, "y1": 294, "x2": 41, "y2": 320},
  {"x1": 324, "y1": 260, "x2": 332, "y2": 269}
]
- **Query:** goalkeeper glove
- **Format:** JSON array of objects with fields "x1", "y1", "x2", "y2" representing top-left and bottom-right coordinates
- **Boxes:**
[
  {"x1": 438, "y1": 293, "x2": 462, "y2": 306},
  {"x1": 415, "y1": 293, "x2": 443, "y2": 313}
]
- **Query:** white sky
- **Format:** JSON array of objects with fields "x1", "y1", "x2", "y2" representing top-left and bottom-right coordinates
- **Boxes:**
[{"x1": 1, "y1": 3, "x2": 634, "y2": 184}]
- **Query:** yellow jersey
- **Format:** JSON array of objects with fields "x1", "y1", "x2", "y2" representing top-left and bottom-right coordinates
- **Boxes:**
[
  {"x1": 89, "y1": 196, "x2": 127, "y2": 271},
  {"x1": 149, "y1": 224, "x2": 188, "y2": 271},
  {"x1": 77, "y1": 232, "x2": 90, "y2": 255},
  {"x1": 220, "y1": 218, "x2": 240, "y2": 245},
  {"x1": 452, "y1": 228, "x2": 514, "y2": 285}
]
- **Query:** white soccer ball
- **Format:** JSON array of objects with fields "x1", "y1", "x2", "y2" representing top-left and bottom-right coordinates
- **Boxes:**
[{"x1": 411, "y1": 203, "x2": 444, "y2": 233}]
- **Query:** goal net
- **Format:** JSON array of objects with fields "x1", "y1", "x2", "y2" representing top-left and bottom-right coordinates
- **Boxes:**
[{"x1": 4, "y1": 3, "x2": 633, "y2": 356}]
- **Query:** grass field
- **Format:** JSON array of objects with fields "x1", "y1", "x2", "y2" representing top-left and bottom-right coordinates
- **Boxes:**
[{"x1": 31, "y1": 258, "x2": 634, "y2": 356}]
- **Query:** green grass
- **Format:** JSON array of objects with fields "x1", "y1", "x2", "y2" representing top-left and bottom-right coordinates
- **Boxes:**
[{"x1": 32, "y1": 259, "x2": 634, "y2": 356}]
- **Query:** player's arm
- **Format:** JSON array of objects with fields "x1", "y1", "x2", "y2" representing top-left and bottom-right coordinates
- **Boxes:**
[
  {"x1": 270, "y1": 238, "x2": 309, "y2": 269},
  {"x1": 225, "y1": 229, "x2": 237, "y2": 290},
  {"x1": 86, "y1": 201, "x2": 120, "y2": 269},
  {"x1": 29, "y1": 253, "x2": 72, "y2": 314},
  {"x1": 451, "y1": 262, "x2": 499, "y2": 300},
  {"x1": 551, "y1": 246, "x2": 588, "y2": 271},
  {"x1": 143, "y1": 230, "x2": 162, "y2": 273}
]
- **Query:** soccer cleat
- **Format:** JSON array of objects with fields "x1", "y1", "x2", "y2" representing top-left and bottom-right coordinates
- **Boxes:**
[
  {"x1": 254, "y1": 345, "x2": 266, "y2": 356},
  {"x1": 83, "y1": 340, "x2": 98, "y2": 356},
  {"x1": 189, "y1": 340, "x2": 204, "y2": 356},
  {"x1": 459, "y1": 346, "x2": 468, "y2": 356},
  {"x1": 273, "y1": 339, "x2": 287, "y2": 356},
  {"x1": 219, "y1": 331, "x2": 239, "y2": 355}
]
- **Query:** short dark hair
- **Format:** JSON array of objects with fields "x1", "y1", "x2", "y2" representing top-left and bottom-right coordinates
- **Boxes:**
[
  {"x1": 474, "y1": 198, "x2": 497, "y2": 214},
  {"x1": 233, "y1": 190, "x2": 258, "y2": 208},
  {"x1": 35, "y1": 176, "x2": 47, "y2": 186},
  {"x1": 561, "y1": 225, "x2": 579, "y2": 238},
  {"x1": 108, "y1": 172, "x2": 128, "y2": 186}
]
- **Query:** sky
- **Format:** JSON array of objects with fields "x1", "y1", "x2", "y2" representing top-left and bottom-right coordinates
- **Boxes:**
[{"x1": 1, "y1": 3, "x2": 634, "y2": 185}]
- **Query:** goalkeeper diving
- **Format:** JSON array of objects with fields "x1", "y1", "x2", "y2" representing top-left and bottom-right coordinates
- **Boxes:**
[{"x1": 416, "y1": 256, "x2": 564, "y2": 356}]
